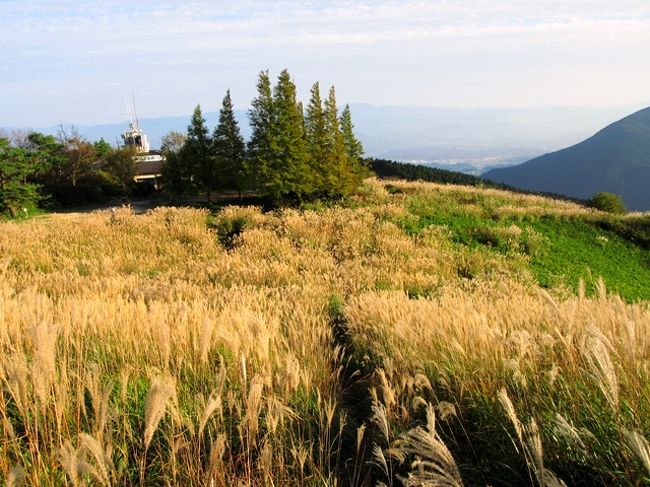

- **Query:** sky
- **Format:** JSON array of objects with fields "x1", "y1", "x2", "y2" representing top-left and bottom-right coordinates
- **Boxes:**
[{"x1": 1, "y1": 0, "x2": 650, "y2": 127}]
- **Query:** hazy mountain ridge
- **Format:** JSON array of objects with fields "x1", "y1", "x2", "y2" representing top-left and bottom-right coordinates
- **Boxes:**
[{"x1": 484, "y1": 107, "x2": 650, "y2": 211}]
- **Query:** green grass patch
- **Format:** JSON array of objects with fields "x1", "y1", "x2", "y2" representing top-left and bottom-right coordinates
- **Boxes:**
[
  {"x1": 395, "y1": 194, "x2": 650, "y2": 302},
  {"x1": 0, "y1": 206, "x2": 48, "y2": 222},
  {"x1": 526, "y1": 217, "x2": 650, "y2": 301}
]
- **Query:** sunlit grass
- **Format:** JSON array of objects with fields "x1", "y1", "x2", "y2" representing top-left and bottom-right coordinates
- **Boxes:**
[{"x1": 0, "y1": 179, "x2": 648, "y2": 485}]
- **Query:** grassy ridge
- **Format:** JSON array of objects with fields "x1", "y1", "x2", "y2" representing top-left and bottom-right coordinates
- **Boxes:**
[
  {"x1": 0, "y1": 179, "x2": 649, "y2": 486},
  {"x1": 368, "y1": 157, "x2": 589, "y2": 204},
  {"x1": 389, "y1": 184, "x2": 650, "y2": 301}
]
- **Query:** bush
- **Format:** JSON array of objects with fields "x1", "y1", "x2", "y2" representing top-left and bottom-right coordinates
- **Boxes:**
[
  {"x1": 0, "y1": 181, "x2": 41, "y2": 217},
  {"x1": 596, "y1": 215, "x2": 650, "y2": 249},
  {"x1": 589, "y1": 192, "x2": 627, "y2": 214},
  {"x1": 214, "y1": 214, "x2": 249, "y2": 249},
  {"x1": 48, "y1": 173, "x2": 120, "y2": 207}
]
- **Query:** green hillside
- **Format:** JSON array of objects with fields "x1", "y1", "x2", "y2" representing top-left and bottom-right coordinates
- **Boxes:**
[
  {"x1": 484, "y1": 107, "x2": 650, "y2": 211},
  {"x1": 383, "y1": 181, "x2": 650, "y2": 302}
]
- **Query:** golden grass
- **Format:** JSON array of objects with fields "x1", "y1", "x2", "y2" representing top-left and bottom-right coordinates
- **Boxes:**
[
  {"x1": 0, "y1": 181, "x2": 648, "y2": 485},
  {"x1": 344, "y1": 277, "x2": 650, "y2": 483},
  {"x1": 0, "y1": 207, "x2": 344, "y2": 485}
]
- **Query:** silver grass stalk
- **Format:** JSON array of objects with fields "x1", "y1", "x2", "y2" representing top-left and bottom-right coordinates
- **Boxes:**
[
  {"x1": 199, "y1": 317, "x2": 214, "y2": 365},
  {"x1": 499, "y1": 389, "x2": 567, "y2": 487},
  {"x1": 625, "y1": 429, "x2": 650, "y2": 476},
  {"x1": 59, "y1": 441, "x2": 80, "y2": 486},
  {"x1": 244, "y1": 375, "x2": 265, "y2": 439},
  {"x1": 369, "y1": 392, "x2": 390, "y2": 443},
  {"x1": 553, "y1": 414, "x2": 587, "y2": 454},
  {"x1": 397, "y1": 404, "x2": 463, "y2": 487},
  {"x1": 207, "y1": 435, "x2": 227, "y2": 477},
  {"x1": 144, "y1": 374, "x2": 176, "y2": 449},
  {"x1": 79, "y1": 433, "x2": 114, "y2": 486},
  {"x1": 369, "y1": 443, "x2": 390, "y2": 477},
  {"x1": 356, "y1": 424, "x2": 367, "y2": 456},
  {"x1": 583, "y1": 327, "x2": 619, "y2": 412},
  {"x1": 30, "y1": 321, "x2": 59, "y2": 403},
  {"x1": 199, "y1": 390, "x2": 223, "y2": 436}
]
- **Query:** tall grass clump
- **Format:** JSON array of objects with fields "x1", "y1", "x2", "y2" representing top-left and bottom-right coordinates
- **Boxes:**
[{"x1": 344, "y1": 278, "x2": 650, "y2": 485}]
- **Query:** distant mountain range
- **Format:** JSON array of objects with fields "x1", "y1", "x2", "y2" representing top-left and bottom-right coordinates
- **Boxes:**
[
  {"x1": 484, "y1": 107, "x2": 650, "y2": 211},
  {"x1": 6, "y1": 104, "x2": 646, "y2": 175}
]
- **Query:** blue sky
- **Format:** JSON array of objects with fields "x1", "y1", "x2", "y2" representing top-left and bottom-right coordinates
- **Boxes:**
[{"x1": 2, "y1": 0, "x2": 649, "y2": 126}]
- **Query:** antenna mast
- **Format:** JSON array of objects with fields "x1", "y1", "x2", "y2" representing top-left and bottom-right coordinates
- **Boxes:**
[
  {"x1": 132, "y1": 94, "x2": 140, "y2": 131},
  {"x1": 124, "y1": 97, "x2": 133, "y2": 127}
]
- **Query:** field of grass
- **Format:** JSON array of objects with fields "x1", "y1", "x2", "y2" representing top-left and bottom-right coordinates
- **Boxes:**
[{"x1": 0, "y1": 179, "x2": 649, "y2": 486}]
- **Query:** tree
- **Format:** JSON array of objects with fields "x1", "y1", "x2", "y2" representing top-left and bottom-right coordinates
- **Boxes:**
[
  {"x1": 304, "y1": 82, "x2": 330, "y2": 195},
  {"x1": 104, "y1": 147, "x2": 137, "y2": 194},
  {"x1": 184, "y1": 105, "x2": 215, "y2": 201},
  {"x1": 248, "y1": 70, "x2": 276, "y2": 197},
  {"x1": 340, "y1": 105, "x2": 364, "y2": 164},
  {"x1": 213, "y1": 90, "x2": 247, "y2": 200},
  {"x1": 161, "y1": 150, "x2": 195, "y2": 202},
  {"x1": 323, "y1": 86, "x2": 350, "y2": 197},
  {"x1": 26, "y1": 132, "x2": 65, "y2": 177},
  {"x1": 160, "y1": 131, "x2": 192, "y2": 202},
  {"x1": 340, "y1": 104, "x2": 368, "y2": 187},
  {"x1": 0, "y1": 138, "x2": 42, "y2": 216},
  {"x1": 160, "y1": 131, "x2": 186, "y2": 155},
  {"x1": 590, "y1": 191, "x2": 627, "y2": 214},
  {"x1": 5, "y1": 129, "x2": 31, "y2": 149},
  {"x1": 271, "y1": 69, "x2": 312, "y2": 201},
  {"x1": 93, "y1": 138, "x2": 113, "y2": 158},
  {"x1": 55, "y1": 126, "x2": 97, "y2": 188}
]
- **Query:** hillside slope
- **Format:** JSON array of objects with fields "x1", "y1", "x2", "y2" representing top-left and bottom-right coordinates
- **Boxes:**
[
  {"x1": 1, "y1": 181, "x2": 650, "y2": 485},
  {"x1": 484, "y1": 107, "x2": 650, "y2": 210}
]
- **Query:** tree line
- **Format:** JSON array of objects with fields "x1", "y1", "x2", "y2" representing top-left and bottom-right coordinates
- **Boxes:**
[
  {"x1": 0, "y1": 128, "x2": 139, "y2": 216},
  {"x1": 161, "y1": 69, "x2": 366, "y2": 204},
  {"x1": 368, "y1": 158, "x2": 486, "y2": 187},
  {"x1": 0, "y1": 69, "x2": 366, "y2": 217}
]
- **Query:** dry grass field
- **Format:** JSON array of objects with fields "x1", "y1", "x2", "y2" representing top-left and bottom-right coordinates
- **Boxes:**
[{"x1": 1, "y1": 179, "x2": 649, "y2": 486}]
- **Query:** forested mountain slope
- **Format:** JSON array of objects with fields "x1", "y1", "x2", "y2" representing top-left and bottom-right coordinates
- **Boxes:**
[{"x1": 484, "y1": 107, "x2": 650, "y2": 210}]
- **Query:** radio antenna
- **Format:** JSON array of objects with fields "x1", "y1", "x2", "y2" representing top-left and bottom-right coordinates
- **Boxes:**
[
  {"x1": 124, "y1": 97, "x2": 129, "y2": 125},
  {"x1": 132, "y1": 94, "x2": 140, "y2": 130}
]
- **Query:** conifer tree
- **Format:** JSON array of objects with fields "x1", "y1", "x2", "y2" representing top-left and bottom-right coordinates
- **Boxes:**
[
  {"x1": 161, "y1": 150, "x2": 194, "y2": 202},
  {"x1": 185, "y1": 105, "x2": 215, "y2": 201},
  {"x1": 249, "y1": 71, "x2": 364, "y2": 202},
  {"x1": 340, "y1": 104, "x2": 367, "y2": 185},
  {"x1": 0, "y1": 138, "x2": 42, "y2": 216},
  {"x1": 213, "y1": 90, "x2": 247, "y2": 200},
  {"x1": 271, "y1": 69, "x2": 312, "y2": 201},
  {"x1": 248, "y1": 71, "x2": 276, "y2": 197},
  {"x1": 304, "y1": 82, "x2": 331, "y2": 195},
  {"x1": 323, "y1": 86, "x2": 350, "y2": 196},
  {"x1": 340, "y1": 104, "x2": 364, "y2": 163}
]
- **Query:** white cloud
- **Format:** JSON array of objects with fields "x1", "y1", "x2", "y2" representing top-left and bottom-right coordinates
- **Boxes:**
[{"x1": 1, "y1": 0, "x2": 649, "y2": 125}]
